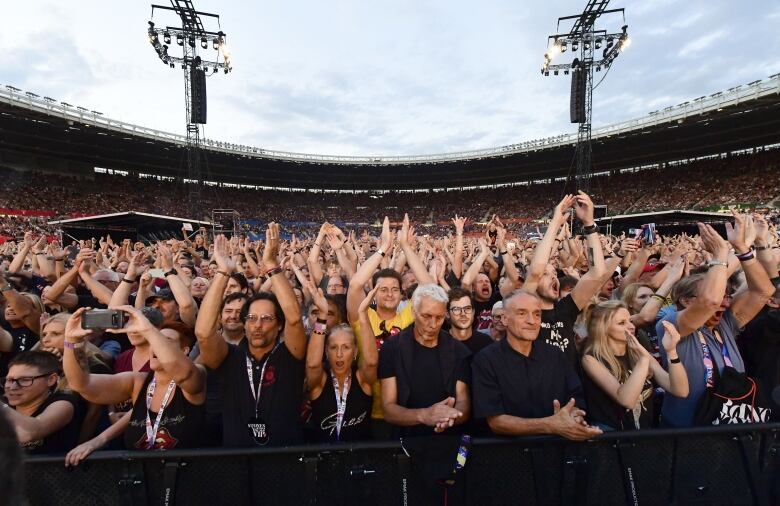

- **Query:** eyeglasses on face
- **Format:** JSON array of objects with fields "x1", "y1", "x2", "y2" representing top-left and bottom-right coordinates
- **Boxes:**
[
  {"x1": 244, "y1": 314, "x2": 277, "y2": 324},
  {"x1": 2, "y1": 373, "x2": 55, "y2": 388},
  {"x1": 448, "y1": 305, "x2": 474, "y2": 315}
]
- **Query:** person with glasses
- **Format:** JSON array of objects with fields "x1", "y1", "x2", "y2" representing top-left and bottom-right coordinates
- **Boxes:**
[
  {"x1": 655, "y1": 216, "x2": 775, "y2": 427},
  {"x1": 1, "y1": 350, "x2": 79, "y2": 454},
  {"x1": 447, "y1": 287, "x2": 493, "y2": 355},
  {"x1": 194, "y1": 225, "x2": 307, "y2": 447},
  {"x1": 346, "y1": 216, "x2": 434, "y2": 439}
]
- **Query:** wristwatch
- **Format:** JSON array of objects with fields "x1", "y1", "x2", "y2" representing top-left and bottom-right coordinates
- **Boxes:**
[{"x1": 706, "y1": 259, "x2": 728, "y2": 269}]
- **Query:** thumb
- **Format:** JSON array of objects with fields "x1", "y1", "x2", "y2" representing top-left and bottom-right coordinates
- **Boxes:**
[
  {"x1": 553, "y1": 399, "x2": 561, "y2": 414},
  {"x1": 563, "y1": 398, "x2": 576, "y2": 412},
  {"x1": 439, "y1": 397, "x2": 455, "y2": 407}
]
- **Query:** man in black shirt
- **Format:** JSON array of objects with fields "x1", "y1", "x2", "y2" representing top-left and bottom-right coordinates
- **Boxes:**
[
  {"x1": 447, "y1": 287, "x2": 493, "y2": 356},
  {"x1": 378, "y1": 283, "x2": 471, "y2": 436},
  {"x1": 1, "y1": 272, "x2": 41, "y2": 379},
  {"x1": 522, "y1": 193, "x2": 607, "y2": 366},
  {"x1": 195, "y1": 224, "x2": 307, "y2": 447},
  {"x1": 472, "y1": 291, "x2": 601, "y2": 440}
]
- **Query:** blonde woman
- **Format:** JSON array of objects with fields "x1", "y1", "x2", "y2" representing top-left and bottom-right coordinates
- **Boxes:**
[{"x1": 581, "y1": 301, "x2": 688, "y2": 430}]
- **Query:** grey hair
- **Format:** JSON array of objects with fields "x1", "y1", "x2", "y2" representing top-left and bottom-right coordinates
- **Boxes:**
[
  {"x1": 93, "y1": 268, "x2": 120, "y2": 283},
  {"x1": 411, "y1": 283, "x2": 449, "y2": 313},
  {"x1": 502, "y1": 289, "x2": 541, "y2": 308}
]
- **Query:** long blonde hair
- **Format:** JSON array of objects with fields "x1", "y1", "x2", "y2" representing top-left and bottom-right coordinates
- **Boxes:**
[
  {"x1": 40, "y1": 313, "x2": 109, "y2": 392},
  {"x1": 583, "y1": 301, "x2": 640, "y2": 382}
]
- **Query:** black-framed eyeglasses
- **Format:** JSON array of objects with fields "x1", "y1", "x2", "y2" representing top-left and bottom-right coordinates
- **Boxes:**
[
  {"x1": 2, "y1": 373, "x2": 56, "y2": 388},
  {"x1": 449, "y1": 306, "x2": 474, "y2": 315}
]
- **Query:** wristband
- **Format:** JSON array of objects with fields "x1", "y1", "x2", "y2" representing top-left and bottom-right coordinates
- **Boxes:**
[
  {"x1": 582, "y1": 224, "x2": 598, "y2": 235},
  {"x1": 669, "y1": 356, "x2": 681, "y2": 364},
  {"x1": 312, "y1": 322, "x2": 327, "y2": 335},
  {"x1": 377, "y1": 248, "x2": 386, "y2": 258},
  {"x1": 216, "y1": 270, "x2": 231, "y2": 277},
  {"x1": 164, "y1": 268, "x2": 178, "y2": 277},
  {"x1": 755, "y1": 245, "x2": 770, "y2": 251},
  {"x1": 735, "y1": 249, "x2": 755, "y2": 262},
  {"x1": 616, "y1": 251, "x2": 626, "y2": 258},
  {"x1": 265, "y1": 266, "x2": 283, "y2": 277},
  {"x1": 34, "y1": 252, "x2": 46, "y2": 256},
  {"x1": 499, "y1": 250, "x2": 508, "y2": 256},
  {"x1": 55, "y1": 258, "x2": 64, "y2": 262},
  {"x1": 64, "y1": 340, "x2": 86, "y2": 350},
  {"x1": 121, "y1": 277, "x2": 136, "y2": 284},
  {"x1": 651, "y1": 294, "x2": 666, "y2": 303}
]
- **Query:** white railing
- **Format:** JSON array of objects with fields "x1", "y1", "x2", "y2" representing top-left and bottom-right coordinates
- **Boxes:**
[{"x1": 2, "y1": 74, "x2": 778, "y2": 165}]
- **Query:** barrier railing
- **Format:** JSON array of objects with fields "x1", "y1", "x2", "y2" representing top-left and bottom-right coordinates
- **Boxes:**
[{"x1": 22, "y1": 423, "x2": 780, "y2": 506}]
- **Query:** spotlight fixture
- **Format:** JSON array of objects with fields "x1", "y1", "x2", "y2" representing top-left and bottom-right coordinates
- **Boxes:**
[
  {"x1": 560, "y1": 41, "x2": 567, "y2": 53},
  {"x1": 176, "y1": 34, "x2": 184, "y2": 45},
  {"x1": 606, "y1": 37, "x2": 614, "y2": 49},
  {"x1": 163, "y1": 32, "x2": 171, "y2": 44},
  {"x1": 554, "y1": 70, "x2": 559, "y2": 75},
  {"x1": 201, "y1": 37, "x2": 208, "y2": 49},
  {"x1": 572, "y1": 42, "x2": 578, "y2": 51},
  {"x1": 584, "y1": 41, "x2": 590, "y2": 50},
  {"x1": 188, "y1": 37, "x2": 196, "y2": 48},
  {"x1": 595, "y1": 38, "x2": 602, "y2": 49}
]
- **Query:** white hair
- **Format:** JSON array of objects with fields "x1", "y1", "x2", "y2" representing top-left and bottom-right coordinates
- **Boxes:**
[{"x1": 411, "y1": 283, "x2": 449, "y2": 313}]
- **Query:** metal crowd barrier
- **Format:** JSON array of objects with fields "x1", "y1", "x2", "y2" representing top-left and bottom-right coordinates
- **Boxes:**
[{"x1": 23, "y1": 423, "x2": 780, "y2": 506}]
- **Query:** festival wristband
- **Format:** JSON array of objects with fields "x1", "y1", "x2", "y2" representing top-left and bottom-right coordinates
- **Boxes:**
[
  {"x1": 265, "y1": 266, "x2": 284, "y2": 277},
  {"x1": 735, "y1": 249, "x2": 755, "y2": 262},
  {"x1": 669, "y1": 356, "x2": 681, "y2": 364},
  {"x1": 582, "y1": 224, "x2": 598, "y2": 235},
  {"x1": 377, "y1": 248, "x2": 386, "y2": 257},
  {"x1": 64, "y1": 340, "x2": 86, "y2": 350}
]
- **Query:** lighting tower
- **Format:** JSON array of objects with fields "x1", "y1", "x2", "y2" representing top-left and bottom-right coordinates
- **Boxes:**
[
  {"x1": 147, "y1": 1, "x2": 233, "y2": 217},
  {"x1": 542, "y1": 0, "x2": 629, "y2": 192}
]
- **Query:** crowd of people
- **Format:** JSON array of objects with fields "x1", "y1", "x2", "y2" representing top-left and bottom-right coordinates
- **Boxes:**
[
  {"x1": 1, "y1": 177, "x2": 780, "y2": 502},
  {"x1": 0, "y1": 150, "x2": 778, "y2": 234}
]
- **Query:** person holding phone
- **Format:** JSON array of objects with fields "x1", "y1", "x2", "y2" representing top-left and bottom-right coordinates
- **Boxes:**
[{"x1": 62, "y1": 306, "x2": 206, "y2": 451}]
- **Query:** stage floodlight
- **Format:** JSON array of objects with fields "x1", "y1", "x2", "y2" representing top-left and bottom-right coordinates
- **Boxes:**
[
  {"x1": 595, "y1": 38, "x2": 602, "y2": 49},
  {"x1": 572, "y1": 42, "x2": 578, "y2": 51},
  {"x1": 201, "y1": 37, "x2": 208, "y2": 49},
  {"x1": 164, "y1": 32, "x2": 171, "y2": 44},
  {"x1": 561, "y1": 42, "x2": 567, "y2": 52},
  {"x1": 176, "y1": 34, "x2": 184, "y2": 45},
  {"x1": 188, "y1": 37, "x2": 196, "y2": 48}
]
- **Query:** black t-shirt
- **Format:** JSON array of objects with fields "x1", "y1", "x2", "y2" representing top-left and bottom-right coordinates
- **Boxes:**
[
  {"x1": 582, "y1": 353, "x2": 654, "y2": 430},
  {"x1": 540, "y1": 294, "x2": 581, "y2": 366},
  {"x1": 378, "y1": 333, "x2": 471, "y2": 437},
  {"x1": 310, "y1": 367, "x2": 372, "y2": 443},
  {"x1": 0, "y1": 324, "x2": 39, "y2": 380},
  {"x1": 472, "y1": 339, "x2": 585, "y2": 424},
  {"x1": 473, "y1": 289, "x2": 501, "y2": 331},
  {"x1": 737, "y1": 308, "x2": 780, "y2": 412},
  {"x1": 195, "y1": 246, "x2": 209, "y2": 260},
  {"x1": 459, "y1": 331, "x2": 494, "y2": 356},
  {"x1": 215, "y1": 339, "x2": 305, "y2": 447},
  {"x1": 18, "y1": 392, "x2": 79, "y2": 455},
  {"x1": 124, "y1": 372, "x2": 206, "y2": 450}
]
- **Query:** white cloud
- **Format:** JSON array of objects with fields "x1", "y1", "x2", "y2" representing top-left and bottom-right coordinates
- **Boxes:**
[{"x1": 2, "y1": 0, "x2": 775, "y2": 156}]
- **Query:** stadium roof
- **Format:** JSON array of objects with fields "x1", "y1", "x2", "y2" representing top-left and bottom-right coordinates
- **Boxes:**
[{"x1": 1, "y1": 75, "x2": 779, "y2": 190}]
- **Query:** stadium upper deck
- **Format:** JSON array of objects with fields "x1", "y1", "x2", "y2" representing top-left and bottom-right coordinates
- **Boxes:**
[{"x1": 1, "y1": 75, "x2": 778, "y2": 190}]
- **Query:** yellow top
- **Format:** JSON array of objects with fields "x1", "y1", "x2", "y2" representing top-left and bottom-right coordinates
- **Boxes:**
[{"x1": 353, "y1": 303, "x2": 415, "y2": 419}]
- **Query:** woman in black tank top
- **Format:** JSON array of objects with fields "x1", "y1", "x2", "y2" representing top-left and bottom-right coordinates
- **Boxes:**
[
  {"x1": 306, "y1": 285, "x2": 378, "y2": 443},
  {"x1": 63, "y1": 307, "x2": 206, "y2": 453}
]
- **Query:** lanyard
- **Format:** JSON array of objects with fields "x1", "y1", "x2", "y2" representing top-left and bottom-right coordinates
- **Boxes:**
[
  {"x1": 331, "y1": 373, "x2": 351, "y2": 441},
  {"x1": 145, "y1": 377, "x2": 177, "y2": 449},
  {"x1": 697, "y1": 329, "x2": 733, "y2": 388},
  {"x1": 246, "y1": 342, "x2": 281, "y2": 418}
]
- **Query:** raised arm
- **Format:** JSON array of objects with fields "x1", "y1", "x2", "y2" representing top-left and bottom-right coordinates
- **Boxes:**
[
  {"x1": 8, "y1": 231, "x2": 35, "y2": 274},
  {"x1": 399, "y1": 213, "x2": 435, "y2": 286},
  {"x1": 109, "y1": 253, "x2": 147, "y2": 307},
  {"x1": 356, "y1": 286, "x2": 380, "y2": 387},
  {"x1": 193, "y1": 235, "x2": 232, "y2": 370},
  {"x1": 0, "y1": 272, "x2": 41, "y2": 335},
  {"x1": 461, "y1": 239, "x2": 490, "y2": 290},
  {"x1": 496, "y1": 225, "x2": 521, "y2": 287},
  {"x1": 62, "y1": 308, "x2": 137, "y2": 405},
  {"x1": 108, "y1": 306, "x2": 205, "y2": 396},
  {"x1": 347, "y1": 217, "x2": 392, "y2": 323},
  {"x1": 304, "y1": 284, "x2": 329, "y2": 397},
  {"x1": 158, "y1": 244, "x2": 198, "y2": 327},
  {"x1": 632, "y1": 257, "x2": 686, "y2": 327},
  {"x1": 452, "y1": 215, "x2": 466, "y2": 279},
  {"x1": 523, "y1": 195, "x2": 576, "y2": 294},
  {"x1": 675, "y1": 223, "x2": 730, "y2": 337},
  {"x1": 265, "y1": 222, "x2": 307, "y2": 360},
  {"x1": 307, "y1": 222, "x2": 329, "y2": 286},
  {"x1": 727, "y1": 213, "x2": 776, "y2": 328},
  {"x1": 569, "y1": 192, "x2": 607, "y2": 309}
]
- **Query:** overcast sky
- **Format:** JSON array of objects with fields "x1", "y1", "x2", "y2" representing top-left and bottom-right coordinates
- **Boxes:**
[{"x1": 3, "y1": 0, "x2": 779, "y2": 156}]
